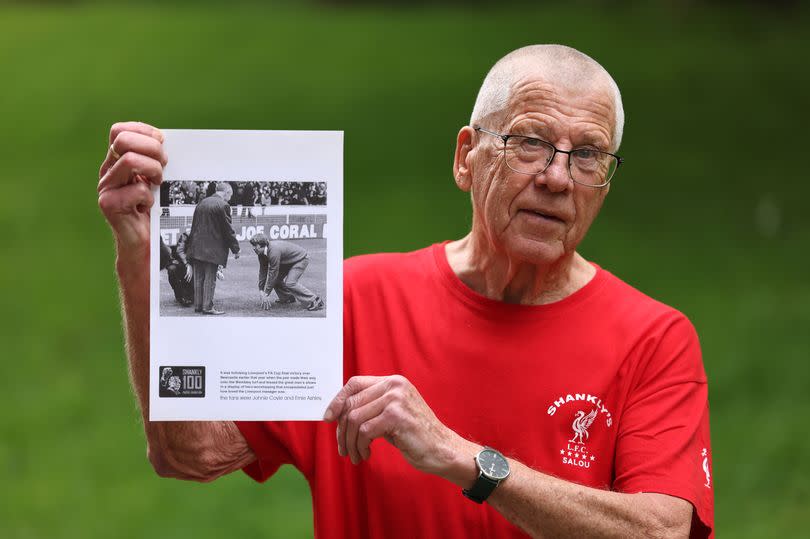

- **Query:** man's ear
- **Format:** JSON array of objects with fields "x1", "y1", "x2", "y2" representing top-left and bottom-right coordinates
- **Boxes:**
[{"x1": 452, "y1": 126, "x2": 475, "y2": 192}]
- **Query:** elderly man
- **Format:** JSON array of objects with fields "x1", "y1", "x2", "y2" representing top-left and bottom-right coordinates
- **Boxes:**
[
  {"x1": 186, "y1": 182, "x2": 240, "y2": 315},
  {"x1": 97, "y1": 45, "x2": 713, "y2": 538}
]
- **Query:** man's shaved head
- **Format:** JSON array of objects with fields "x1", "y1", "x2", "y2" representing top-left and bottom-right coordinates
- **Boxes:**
[{"x1": 470, "y1": 45, "x2": 624, "y2": 152}]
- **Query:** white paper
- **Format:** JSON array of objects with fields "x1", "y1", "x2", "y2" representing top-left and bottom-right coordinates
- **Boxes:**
[{"x1": 149, "y1": 130, "x2": 343, "y2": 420}]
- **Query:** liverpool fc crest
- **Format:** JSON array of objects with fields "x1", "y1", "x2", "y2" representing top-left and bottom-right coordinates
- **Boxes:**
[
  {"x1": 570, "y1": 408, "x2": 599, "y2": 444},
  {"x1": 547, "y1": 392, "x2": 613, "y2": 471}
]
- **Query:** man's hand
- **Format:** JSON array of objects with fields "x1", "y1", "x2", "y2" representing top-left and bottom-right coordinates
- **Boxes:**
[
  {"x1": 185, "y1": 265, "x2": 194, "y2": 282},
  {"x1": 324, "y1": 375, "x2": 478, "y2": 482},
  {"x1": 261, "y1": 292, "x2": 273, "y2": 310},
  {"x1": 98, "y1": 122, "x2": 167, "y2": 260},
  {"x1": 216, "y1": 266, "x2": 224, "y2": 280}
]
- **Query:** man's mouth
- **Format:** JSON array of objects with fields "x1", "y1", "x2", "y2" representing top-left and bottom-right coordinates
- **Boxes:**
[{"x1": 521, "y1": 209, "x2": 565, "y2": 224}]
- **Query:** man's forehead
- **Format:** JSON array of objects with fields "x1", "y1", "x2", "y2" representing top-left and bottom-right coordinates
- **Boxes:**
[
  {"x1": 508, "y1": 72, "x2": 613, "y2": 111},
  {"x1": 503, "y1": 75, "x2": 614, "y2": 136}
]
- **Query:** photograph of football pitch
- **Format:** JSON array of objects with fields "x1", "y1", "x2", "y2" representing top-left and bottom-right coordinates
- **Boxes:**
[{"x1": 160, "y1": 238, "x2": 327, "y2": 318}]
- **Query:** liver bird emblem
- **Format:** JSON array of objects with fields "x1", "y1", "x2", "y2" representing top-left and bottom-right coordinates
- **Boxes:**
[
  {"x1": 702, "y1": 448, "x2": 711, "y2": 488},
  {"x1": 570, "y1": 408, "x2": 599, "y2": 444}
]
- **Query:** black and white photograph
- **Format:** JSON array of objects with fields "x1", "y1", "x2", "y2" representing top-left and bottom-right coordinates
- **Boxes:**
[{"x1": 158, "y1": 179, "x2": 328, "y2": 318}]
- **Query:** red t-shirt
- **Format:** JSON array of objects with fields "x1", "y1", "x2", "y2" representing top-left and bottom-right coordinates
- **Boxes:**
[{"x1": 237, "y1": 243, "x2": 714, "y2": 538}]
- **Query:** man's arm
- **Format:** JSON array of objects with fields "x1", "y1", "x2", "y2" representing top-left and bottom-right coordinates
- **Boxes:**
[
  {"x1": 487, "y1": 464, "x2": 691, "y2": 539},
  {"x1": 219, "y1": 202, "x2": 240, "y2": 256},
  {"x1": 176, "y1": 233, "x2": 188, "y2": 265},
  {"x1": 324, "y1": 375, "x2": 692, "y2": 539},
  {"x1": 176, "y1": 233, "x2": 193, "y2": 282},
  {"x1": 98, "y1": 122, "x2": 255, "y2": 481},
  {"x1": 257, "y1": 255, "x2": 269, "y2": 292},
  {"x1": 159, "y1": 237, "x2": 172, "y2": 270},
  {"x1": 264, "y1": 248, "x2": 281, "y2": 294}
]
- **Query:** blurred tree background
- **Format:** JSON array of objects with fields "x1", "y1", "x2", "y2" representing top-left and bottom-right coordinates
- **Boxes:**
[{"x1": 1, "y1": 1, "x2": 808, "y2": 537}]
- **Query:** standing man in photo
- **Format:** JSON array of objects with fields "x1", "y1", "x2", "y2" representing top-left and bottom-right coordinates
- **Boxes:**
[
  {"x1": 186, "y1": 182, "x2": 240, "y2": 315},
  {"x1": 249, "y1": 233, "x2": 324, "y2": 312}
]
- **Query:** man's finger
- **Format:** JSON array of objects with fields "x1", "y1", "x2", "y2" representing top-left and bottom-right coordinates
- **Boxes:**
[
  {"x1": 335, "y1": 380, "x2": 389, "y2": 459},
  {"x1": 323, "y1": 376, "x2": 383, "y2": 422},
  {"x1": 109, "y1": 121, "x2": 164, "y2": 145},
  {"x1": 98, "y1": 152, "x2": 163, "y2": 194},
  {"x1": 343, "y1": 391, "x2": 392, "y2": 464},
  {"x1": 112, "y1": 131, "x2": 168, "y2": 166},
  {"x1": 356, "y1": 412, "x2": 392, "y2": 461},
  {"x1": 100, "y1": 130, "x2": 167, "y2": 179},
  {"x1": 98, "y1": 181, "x2": 154, "y2": 223}
]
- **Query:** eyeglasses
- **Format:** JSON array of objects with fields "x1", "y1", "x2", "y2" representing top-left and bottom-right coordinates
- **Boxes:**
[{"x1": 474, "y1": 126, "x2": 623, "y2": 188}]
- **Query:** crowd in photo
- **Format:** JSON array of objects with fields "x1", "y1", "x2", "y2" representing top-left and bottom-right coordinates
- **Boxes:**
[{"x1": 161, "y1": 181, "x2": 327, "y2": 207}]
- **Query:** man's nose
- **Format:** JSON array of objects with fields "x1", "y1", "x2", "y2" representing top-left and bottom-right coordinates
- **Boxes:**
[{"x1": 534, "y1": 151, "x2": 571, "y2": 193}]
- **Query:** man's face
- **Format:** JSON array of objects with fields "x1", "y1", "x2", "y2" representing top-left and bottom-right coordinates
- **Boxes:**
[
  {"x1": 467, "y1": 76, "x2": 614, "y2": 265},
  {"x1": 252, "y1": 243, "x2": 265, "y2": 256}
]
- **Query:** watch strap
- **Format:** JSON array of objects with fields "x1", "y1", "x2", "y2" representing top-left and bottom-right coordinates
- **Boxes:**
[{"x1": 462, "y1": 473, "x2": 500, "y2": 504}]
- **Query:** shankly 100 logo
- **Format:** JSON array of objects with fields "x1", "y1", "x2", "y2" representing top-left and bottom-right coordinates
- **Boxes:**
[{"x1": 159, "y1": 366, "x2": 206, "y2": 398}]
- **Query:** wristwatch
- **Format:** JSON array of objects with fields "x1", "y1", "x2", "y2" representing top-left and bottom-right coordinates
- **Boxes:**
[{"x1": 462, "y1": 447, "x2": 510, "y2": 504}]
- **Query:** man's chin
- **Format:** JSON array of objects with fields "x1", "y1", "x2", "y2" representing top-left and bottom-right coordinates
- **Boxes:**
[{"x1": 504, "y1": 237, "x2": 567, "y2": 266}]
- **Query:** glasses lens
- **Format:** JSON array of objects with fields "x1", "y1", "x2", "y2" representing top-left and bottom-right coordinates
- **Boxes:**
[
  {"x1": 503, "y1": 136, "x2": 618, "y2": 187},
  {"x1": 569, "y1": 149, "x2": 618, "y2": 186},
  {"x1": 504, "y1": 136, "x2": 555, "y2": 174}
]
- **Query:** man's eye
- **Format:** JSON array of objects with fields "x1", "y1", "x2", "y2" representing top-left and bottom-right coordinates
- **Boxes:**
[
  {"x1": 522, "y1": 138, "x2": 543, "y2": 147},
  {"x1": 517, "y1": 138, "x2": 550, "y2": 153},
  {"x1": 573, "y1": 149, "x2": 598, "y2": 160}
]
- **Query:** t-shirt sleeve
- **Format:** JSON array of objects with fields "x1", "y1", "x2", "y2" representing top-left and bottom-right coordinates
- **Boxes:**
[
  {"x1": 613, "y1": 315, "x2": 714, "y2": 538},
  {"x1": 236, "y1": 421, "x2": 316, "y2": 482}
]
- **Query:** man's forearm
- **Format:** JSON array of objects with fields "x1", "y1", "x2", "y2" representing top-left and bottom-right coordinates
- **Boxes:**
[
  {"x1": 116, "y1": 245, "x2": 151, "y2": 421},
  {"x1": 437, "y1": 436, "x2": 690, "y2": 539},
  {"x1": 266, "y1": 265, "x2": 279, "y2": 291},
  {"x1": 115, "y1": 245, "x2": 255, "y2": 481},
  {"x1": 485, "y1": 460, "x2": 691, "y2": 539}
]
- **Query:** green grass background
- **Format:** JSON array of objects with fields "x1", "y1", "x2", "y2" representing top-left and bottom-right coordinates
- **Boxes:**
[{"x1": 1, "y1": 1, "x2": 808, "y2": 537}]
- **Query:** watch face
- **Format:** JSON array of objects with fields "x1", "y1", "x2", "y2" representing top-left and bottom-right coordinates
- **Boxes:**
[{"x1": 476, "y1": 449, "x2": 510, "y2": 481}]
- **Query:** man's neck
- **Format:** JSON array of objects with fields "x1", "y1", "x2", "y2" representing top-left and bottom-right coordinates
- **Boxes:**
[{"x1": 445, "y1": 234, "x2": 595, "y2": 305}]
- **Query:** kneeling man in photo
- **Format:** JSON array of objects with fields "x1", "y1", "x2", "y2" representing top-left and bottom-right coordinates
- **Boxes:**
[{"x1": 249, "y1": 233, "x2": 324, "y2": 312}]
